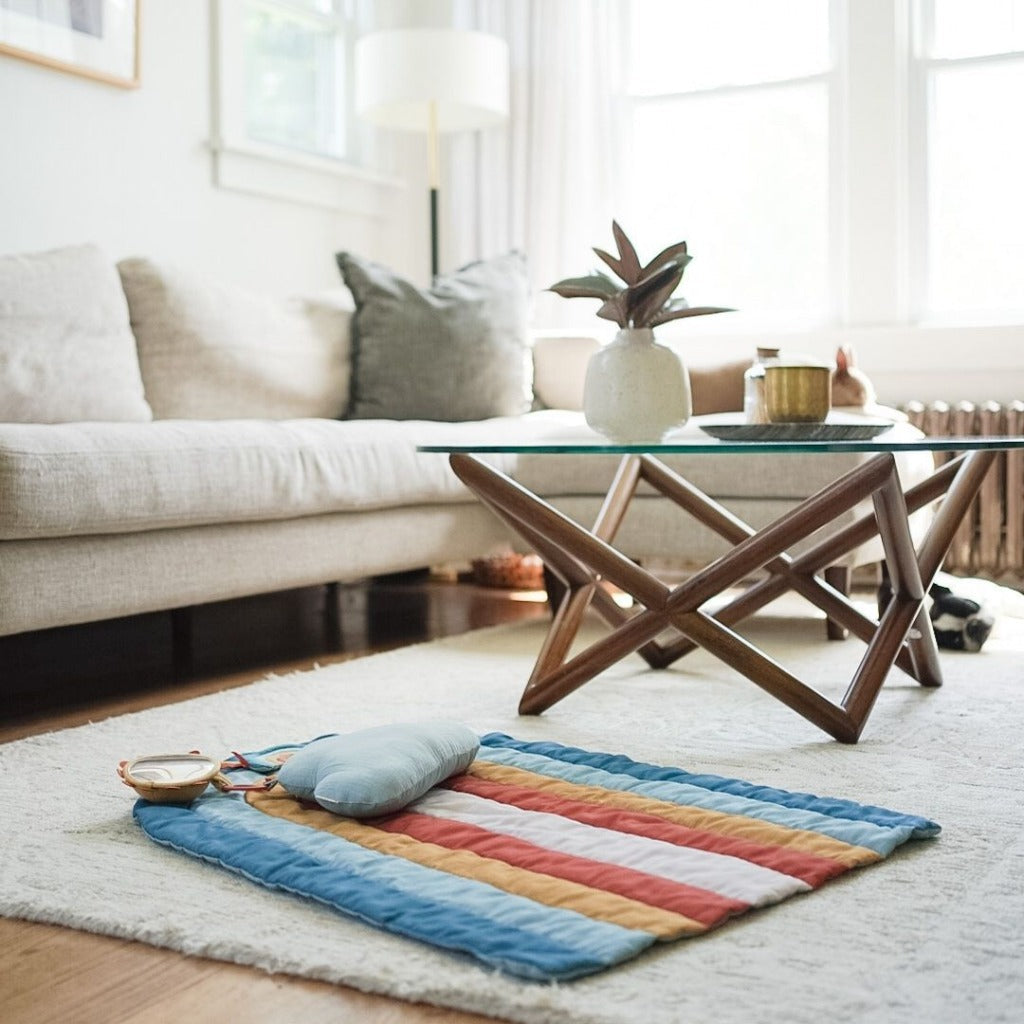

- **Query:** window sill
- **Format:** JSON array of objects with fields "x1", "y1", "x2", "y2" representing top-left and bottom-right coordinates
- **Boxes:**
[
  {"x1": 545, "y1": 318, "x2": 1024, "y2": 405},
  {"x1": 209, "y1": 138, "x2": 403, "y2": 218}
]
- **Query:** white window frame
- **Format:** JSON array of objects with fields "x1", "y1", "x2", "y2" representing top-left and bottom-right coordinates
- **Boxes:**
[
  {"x1": 209, "y1": 0, "x2": 399, "y2": 218},
  {"x1": 619, "y1": 67, "x2": 835, "y2": 327},
  {"x1": 617, "y1": 0, "x2": 1023, "y2": 402},
  {"x1": 620, "y1": 0, "x2": 1024, "y2": 329},
  {"x1": 908, "y1": 0, "x2": 1024, "y2": 324},
  {"x1": 833, "y1": 0, "x2": 913, "y2": 326},
  {"x1": 616, "y1": 1, "x2": 892, "y2": 328}
]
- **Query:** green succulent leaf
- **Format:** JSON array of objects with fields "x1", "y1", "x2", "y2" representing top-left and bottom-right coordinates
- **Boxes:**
[
  {"x1": 641, "y1": 241, "x2": 692, "y2": 280},
  {"x1": 596, "y1": 295, "x2": 628, "y2": 327},
  {"x1": 650, "y1": 304, "x2": 734, "y2": 327},
  {"x1": 592, "y1": 247, "x2": 627, "y2": 284},
  {"x1": 547, "y1": 220, "x2": 735, "y2": 328},
  {"x1": 622, "y1": 262, "x2": 684, "y2": 328},
  {"x1": 611, "y1": 221, "x2": 643, "y2": 284},
  {"x1": 548, "y1": 272, "x2": 620, "y2": 301}
]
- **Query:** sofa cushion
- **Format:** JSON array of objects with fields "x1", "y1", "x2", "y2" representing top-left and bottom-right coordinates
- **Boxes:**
[
  {"x1": 0, "y1": 411, "x2": 935, "y2": 541},
  {"x1": 510, "y1": 415, "x2": 934, "y2": 501},
  {"x1": 531, "y1": 334, "x2": 600, "y2": 411},
  {"x1": 118, "y1": 258, "x2": 353, "y2": 420},
  {"x1": 0, "y1": 244, "x2": 152, "y2": 424},
  {"x1": 337, "y1": 251, "x2": 532, "y2": 422},
  {"x1": 0, "y1": 411, "x2": 584, "y2": 540}
]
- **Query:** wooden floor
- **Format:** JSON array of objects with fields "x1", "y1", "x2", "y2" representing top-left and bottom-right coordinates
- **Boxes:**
[{"x1": 0, "y1": 575, "x2": 550, "y2": 1024}]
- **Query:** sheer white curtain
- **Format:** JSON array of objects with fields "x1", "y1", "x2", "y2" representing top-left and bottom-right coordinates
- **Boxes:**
[{"x1": 446, "y1": 0, "x2": 622, "y2": 325}]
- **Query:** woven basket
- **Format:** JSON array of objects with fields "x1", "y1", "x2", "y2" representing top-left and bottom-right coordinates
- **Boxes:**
[{"x1": 470, "y1": 553, "x2": 545, "y2": 590}]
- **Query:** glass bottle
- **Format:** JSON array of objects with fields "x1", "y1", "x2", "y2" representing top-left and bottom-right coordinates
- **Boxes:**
[{"x1": 743, "y1": 347, "x2": 781, "y2": 424}]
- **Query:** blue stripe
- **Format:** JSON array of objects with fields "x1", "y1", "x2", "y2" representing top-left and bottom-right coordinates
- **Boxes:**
[
  {"x1": 475, "y1": 745, "x2": 907, "y2": 856},
  {"x1": 194, "y1": 798, "x2": 650, "y2": 970},
  {"x1": 192, "y1": 797, "x2": 646, "y2": 964},
  {"x1": 481, "y1": 734, "x2": 940, "y2": 837},
  {"x1": 134, "y1": 797, "x2": 651, "y2": 981},
  {"x1": 477, "y1": 737, "x2": 937, "y2": 855}
]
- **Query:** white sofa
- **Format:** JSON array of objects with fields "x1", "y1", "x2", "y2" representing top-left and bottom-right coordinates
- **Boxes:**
[{"x1": 0, "y1": 244, "x2": 933, "y2": 639}]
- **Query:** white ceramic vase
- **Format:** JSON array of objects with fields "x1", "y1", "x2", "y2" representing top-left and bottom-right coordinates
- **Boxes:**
[{"x1": 582, "y1": 327, "x2": 692, "y2": 444}]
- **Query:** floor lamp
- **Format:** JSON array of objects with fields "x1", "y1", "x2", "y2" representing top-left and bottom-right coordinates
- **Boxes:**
[{"x1": 355, "y1": 28, "x2": 510, "y2": 280}]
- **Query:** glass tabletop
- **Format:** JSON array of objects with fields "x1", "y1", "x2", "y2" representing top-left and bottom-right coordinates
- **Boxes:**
[{"x1": 419, "y1": 434, "x2": 1024, "y2": 456}]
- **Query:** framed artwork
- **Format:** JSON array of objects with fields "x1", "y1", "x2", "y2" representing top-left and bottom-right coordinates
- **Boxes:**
[{"x1": 0, "y1": 0, "x2": 139, "y2": 88}]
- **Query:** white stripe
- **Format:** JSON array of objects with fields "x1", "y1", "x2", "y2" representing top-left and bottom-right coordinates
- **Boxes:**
[{"x1": 412, "y1": 789, "x2": 810, "y2": 906}]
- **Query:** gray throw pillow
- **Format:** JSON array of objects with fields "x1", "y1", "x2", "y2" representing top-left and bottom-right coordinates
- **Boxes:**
[{"x1": 337, "y1": 251, "x2": 532, "y2": 421}]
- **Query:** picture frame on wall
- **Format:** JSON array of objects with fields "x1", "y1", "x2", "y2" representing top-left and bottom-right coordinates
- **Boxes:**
[{"x1": 0, "y1": 0, "x2": 139, "y2": 88}]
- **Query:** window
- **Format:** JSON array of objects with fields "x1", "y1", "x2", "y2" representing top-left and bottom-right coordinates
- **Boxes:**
[
  {"x1": 620, "y1": 1, "x2": 832, "y2": 322},
  {"x1": 211, "y1": 0, "x2": 395, "y2": 214},
  {"x1": 918, "y1": 0, "x2": 1024, "y2": 320},
  {"x1": 242, "y1": 0, "x2": 353, "y2": 160},
  {"x1": 619, "y1": 0, "x2": 1024, "y2": 327}
]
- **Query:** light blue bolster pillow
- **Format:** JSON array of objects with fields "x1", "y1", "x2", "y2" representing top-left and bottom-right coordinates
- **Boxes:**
[{"x1": 276, "y1": 722, "x2": 480, "y2": 818}]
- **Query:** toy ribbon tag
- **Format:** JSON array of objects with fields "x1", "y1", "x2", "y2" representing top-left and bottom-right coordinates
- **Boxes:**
[{"x1": 117, "y1": 751, "x2": 274, "y2": 804}]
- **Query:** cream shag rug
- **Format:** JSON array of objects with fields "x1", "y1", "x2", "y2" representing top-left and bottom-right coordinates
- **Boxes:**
[{"x1": 2, "y1": 595, "x2": 1023, "y2": 1024}]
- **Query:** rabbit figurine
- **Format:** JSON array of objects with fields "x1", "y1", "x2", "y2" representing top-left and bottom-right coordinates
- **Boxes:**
[
  {"x1": 831, "y1": 346, "x2": 877, "y2": 407},
  {"x1": 830, "y1": 346, "x2": 907, "y2": 421}
]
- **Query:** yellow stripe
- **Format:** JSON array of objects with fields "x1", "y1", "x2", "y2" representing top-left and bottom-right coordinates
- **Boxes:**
[
  {"x1": 249, "y1": 789, "x2": 707, "y2": 939},
  {"x1": 468, "y1": 761, "x2": 881, "y2": 869}
]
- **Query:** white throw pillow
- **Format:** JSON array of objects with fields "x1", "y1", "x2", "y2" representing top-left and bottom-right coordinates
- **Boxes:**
[
  {"x1": 0, "y1": 244, "x2": 152, "y2": 423},
  {"x1": 118, "y1": 258, "x2": 354, "y2": 420}
]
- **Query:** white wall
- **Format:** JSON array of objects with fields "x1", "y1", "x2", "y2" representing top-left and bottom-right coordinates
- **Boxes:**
[
  {"x1": 0, "y1": 0, "x2": 1021, "y2": 407},
  {"x1": 0, "y1": 0, "x2": 425, "y2": 295}
]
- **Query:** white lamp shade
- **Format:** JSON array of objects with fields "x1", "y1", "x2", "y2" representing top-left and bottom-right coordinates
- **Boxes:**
[{"x1": 355, "y1": 28, "x2": 509, "y2": 134}]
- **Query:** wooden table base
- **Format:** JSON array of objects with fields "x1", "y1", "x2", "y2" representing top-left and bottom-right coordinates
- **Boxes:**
[{"x1": 450, "y1": 449, "x2": 997, "y2": 743}]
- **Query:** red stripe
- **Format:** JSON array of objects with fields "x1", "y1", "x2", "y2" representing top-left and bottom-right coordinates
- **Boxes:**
[
  {"x1": 446, "y1": 775, "x2": 847, "y2": 888},
  {"x1": 373, "y1": 810, "x2": 746, "y2": 927}
]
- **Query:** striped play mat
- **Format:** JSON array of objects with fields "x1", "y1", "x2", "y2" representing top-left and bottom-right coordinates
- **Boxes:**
[{"x1": 134, "y1": 733, "x2": 940, "y2": 981}]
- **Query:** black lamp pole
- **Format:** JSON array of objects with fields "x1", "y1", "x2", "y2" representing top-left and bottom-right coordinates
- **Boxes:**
[{"x1": 428, "y1": 100, "x2": 439, "y2": 280}]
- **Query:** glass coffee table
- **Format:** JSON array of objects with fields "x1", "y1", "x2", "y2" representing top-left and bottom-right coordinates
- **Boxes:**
[{"x1": 420, "y1": 433, "x2": 1024, "y2": 742}]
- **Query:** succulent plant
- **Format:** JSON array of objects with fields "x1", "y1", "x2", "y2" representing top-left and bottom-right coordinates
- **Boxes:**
[{"x1": 549, "y1": 221, "x2": 732, "y2": 330}]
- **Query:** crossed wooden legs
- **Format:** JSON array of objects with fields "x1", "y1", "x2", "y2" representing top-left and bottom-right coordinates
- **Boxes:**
[{"x1": 450, "y1": 449, "x2": 997, "y2": 743}]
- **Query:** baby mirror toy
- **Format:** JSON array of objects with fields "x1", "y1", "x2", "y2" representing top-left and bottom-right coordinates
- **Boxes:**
[
  {"x1": 117, "y1": 752, "x2": 230, "y2": 803},
  {"x1": 118, "y1": 749, "x2": 282, "y2": 803}
]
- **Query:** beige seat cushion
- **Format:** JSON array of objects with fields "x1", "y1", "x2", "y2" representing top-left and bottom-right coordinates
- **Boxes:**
[
  {"x1": 118, "y1": 258, "x2": 354, "y2": 420},
  {"x1": 0, "y1": 411, "x2": 935, "y2": 568},
  {"x1": 0, "y1": 412, "x2": 581, "y2": 540},
  {"x1": 0, "y1": 244, "x2": 152, "y2": 423},
  {"x1": 512, "y1": 416, "x2": 935, "y2": 501}
]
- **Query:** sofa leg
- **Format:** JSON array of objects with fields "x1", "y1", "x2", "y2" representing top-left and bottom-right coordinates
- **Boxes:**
[
  {"x1": 171, "y1": 606, "x2": 194, "y2": 677},
  {"x1": 824, "y1": 566, "x2": 851, "y2": 640},
  {"x1": 324, "y1": 582, "x2": 342, "y2": 650}
]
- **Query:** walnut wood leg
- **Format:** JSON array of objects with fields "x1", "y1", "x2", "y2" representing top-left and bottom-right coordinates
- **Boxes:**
[
  {"x1": 635, "y1": 455, "x2": 915, "y2": 662},
  {"x1": 833, "y1": 461, "x2": 933, "y2": 735},
  {"x1": 664, "y1": 608, "x2": 859, "y2": 741},
  {"x1": 449, "y1": 447, "x2": 1000, "y2": 742},
  {"x1": 905, "y1": 450, "x2": 999, "y2": 686},
  {"x1": 915, "y1": 450, "x2": 998, "y2": 586},
  {"x1": 450, "y1": 455, "x2": 672, "y2": 693},
  {"x1": 500, "y1": 454, "x2": 896, "y2": 721},
  {"x1": 702, "y1": 568, "x2": 921, "y2": 679}
]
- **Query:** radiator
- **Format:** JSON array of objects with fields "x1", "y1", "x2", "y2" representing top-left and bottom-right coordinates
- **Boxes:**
[{"x1": 904, "y1": 400, "x2": 1024, "y2": 584}]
